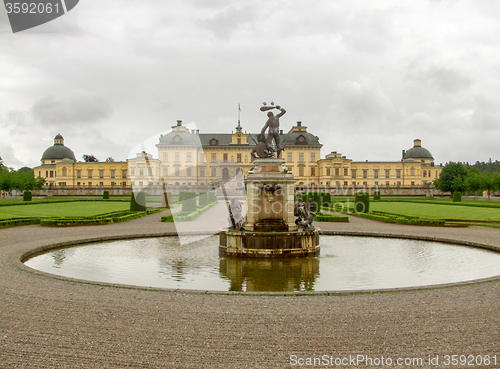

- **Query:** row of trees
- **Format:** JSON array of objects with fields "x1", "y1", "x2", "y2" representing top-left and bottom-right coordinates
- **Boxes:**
[
  {"x1": 434, "y1": 162, "x2": 500, "y2": 198},
  {"x1": 0, "y1": 157, "x2": 45, "y2": 192}
]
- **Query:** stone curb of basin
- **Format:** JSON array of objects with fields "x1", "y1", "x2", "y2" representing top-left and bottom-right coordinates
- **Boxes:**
[{"x1": 15, "y1": 230, "x2": 500, "y2": 297}]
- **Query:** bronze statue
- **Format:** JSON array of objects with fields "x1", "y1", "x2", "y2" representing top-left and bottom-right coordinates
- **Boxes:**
[{"x1": 260, "y1": 102, "x2": 286, "y2": 158}]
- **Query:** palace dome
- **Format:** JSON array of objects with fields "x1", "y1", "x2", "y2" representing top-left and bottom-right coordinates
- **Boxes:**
[
  {"x1": 41, "y1": 134, "x2": 76, "y2": 161},
  {"x1": 403, "y1": 139, "x2": 434, "y2": 160}
]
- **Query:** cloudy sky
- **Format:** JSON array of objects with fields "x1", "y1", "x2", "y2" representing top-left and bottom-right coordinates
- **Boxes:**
[{"x1": 1, "y1": 0, "x2": 500, "y2": 169}]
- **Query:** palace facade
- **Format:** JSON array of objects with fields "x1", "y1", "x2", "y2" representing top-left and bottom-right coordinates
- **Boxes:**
[{"x1": 35, "y1": 122, "x2": 442, "y2": 192}]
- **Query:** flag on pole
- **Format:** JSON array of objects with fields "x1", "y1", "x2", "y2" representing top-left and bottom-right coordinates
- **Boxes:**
[{"x1": 239, "y1": 104, "x2": 241, "y2": 112}]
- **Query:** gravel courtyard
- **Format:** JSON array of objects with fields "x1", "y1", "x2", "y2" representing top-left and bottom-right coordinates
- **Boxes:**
[{"x1": 1, "y1": 207, "x2": 499, "y2": 368}]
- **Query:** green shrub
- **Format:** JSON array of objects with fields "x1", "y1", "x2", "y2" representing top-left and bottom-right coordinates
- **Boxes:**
[
  {"x1": 199, "y1": 192, "x2": 208, "y2": 207},
  {"x1": 453, "y1": 192, "x2": 462, "y2": 202},
  {"x1": 182, "y1": 192, "x2": 197, "y2": 212},
  {"x1": 373, "y1": 191, "x2": 381, "y2": 201},
  {"x1": 161, "y1": 214, "x2": 175, "y2": 222},
  {"x1": 130, "y1": 191, "x2": 146, "y2": 211},
  {"x1": 23, "y1": 191, "x2": 32, "y2": 201},
  {"x1": 103, "y1": 191, "x2": 110, "y2": 200},
  {"x1": 354, "y1": 192, "x2": 370, "y2": 213},
  {"x1": 208, "y1": 191, "x2": 217, "y2": 203},
  {"x1": 315, "y1": 214, "x2": 349, "y2": 222}
]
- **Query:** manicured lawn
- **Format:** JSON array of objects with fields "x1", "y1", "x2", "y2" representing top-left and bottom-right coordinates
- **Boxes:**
[
  {"x1": 0, "y1": 201, "x2": 130, "y2": 219},
  {"x1": 369, "y1": 202, "x2": 500, "y2": 221}
]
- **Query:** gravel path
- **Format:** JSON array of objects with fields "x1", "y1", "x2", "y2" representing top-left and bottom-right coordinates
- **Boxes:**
[{"x1": 1, "y1": 208, "x2": 499, "y2": 368}]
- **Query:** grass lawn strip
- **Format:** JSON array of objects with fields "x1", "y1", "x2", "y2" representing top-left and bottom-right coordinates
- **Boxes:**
[
  {"x1": 369, "y1": 202, "x2": 500, "y2": 221},
  {"x1": 0, "y1": 202, "x2": 130, "y2": 219}
]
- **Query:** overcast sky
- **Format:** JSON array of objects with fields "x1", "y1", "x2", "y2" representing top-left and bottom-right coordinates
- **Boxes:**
[{"x1": 1, "y1": 0, "x2": 500, "y2": 169}]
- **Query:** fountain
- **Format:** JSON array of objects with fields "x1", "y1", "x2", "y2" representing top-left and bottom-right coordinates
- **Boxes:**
[{"x1": 219, "y1": 103, "x2": 320, "y2": 258}]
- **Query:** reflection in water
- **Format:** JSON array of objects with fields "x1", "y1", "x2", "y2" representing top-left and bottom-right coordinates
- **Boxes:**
[
  {"x1": 219, "y1": 257, "x2": 320, "y2": 292},
  {"x1": 24, "y1": 236, "x2": 500, "y2": 292}
]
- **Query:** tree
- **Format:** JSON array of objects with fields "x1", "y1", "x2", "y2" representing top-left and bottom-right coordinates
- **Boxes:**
[
  {"x1": 481, "y1": 172, "x2": 500, "y2": 200},
  {"x1": 83, "y1": 154, "x2": 99, "y2": 162},
  {"x1": 465, "y1": 170, "x2": 483, "y2": 198},
  {"x1": 434, "y1": 162, "x2": 469, "y2": 195},
  {"x1": 105, "y1": 157, "x2": 115, "y2": 163}
]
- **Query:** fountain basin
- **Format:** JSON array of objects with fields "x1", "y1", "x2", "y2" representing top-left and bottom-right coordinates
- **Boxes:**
[{"x1": 219, "y1": 228, "x2": 320, "y2": 257}]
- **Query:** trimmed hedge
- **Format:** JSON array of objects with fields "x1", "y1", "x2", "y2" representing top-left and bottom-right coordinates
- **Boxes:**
[
  {"x1": 103, "y1": 191, "x2": 110, "y2": 200},
  {"x1": 373, "y1": 191, "x2": 381, "y2": 201},
  {"x1": 23, "y1": 191, "x2": 32, "y2": 201},
  {"x1": 199, "y1": 192, "x2": 208, "y2": 207},
  {"x1": 161, "y1": 199, "x2": 218, "y2": 222},
  {"x1": 315, "y1": 213, "x2": 349, "y2": 222},
  {"x1": 354, "y1": 192, "x2": 370, "y2": 213},
  {"x1": 130, "y1": 191, "x2": 146, "y2": 211},
  {"x1": 161, "y1": 214, "x2": 174, "y2": 222},
  {"x1": 41, "y1": 218, "x2": 113, "y2": 226},
  {"x1": 0, "y1": 218, "x2": 41, "y2": 228},
  {"x1": 453, "y1": 192, "x2": 462, "y2": 202},
  {"x1": 181, "y1": 192, "x2": 197, "y2": 212}
]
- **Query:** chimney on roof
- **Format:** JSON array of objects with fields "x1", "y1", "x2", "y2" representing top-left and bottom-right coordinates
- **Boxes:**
[
  {"x1": 297, "y1": 121, "x2": 302, "y2": 126},
  {"x1": 177, "y1": 120, "x2": 182, "y2": 126},
  {"x1": 414, "y1": 139, "x2": 421, "y2": 147}
]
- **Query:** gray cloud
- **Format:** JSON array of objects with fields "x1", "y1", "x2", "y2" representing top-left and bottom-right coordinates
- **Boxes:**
[{"x1": 31, "y1": 92, "x2": 113, "y2": 126}]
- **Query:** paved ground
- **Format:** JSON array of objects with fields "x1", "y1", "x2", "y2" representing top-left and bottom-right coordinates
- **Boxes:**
[{"x1": 1, "y1": 205, "x2": 499, "y2": 368}]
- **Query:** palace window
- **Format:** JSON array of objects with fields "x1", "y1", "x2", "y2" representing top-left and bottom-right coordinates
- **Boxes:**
[
  {"x1": 148, "y1": 168, "x2": 153, "y2": 176},
  {"x1": 99, "y1": 170, "x2": 104, "y2": 179},
  {"x1": 139, "y1": 169, "x2": 144, "y2": 176},
  {"x1": 335, "y1": 168, "x2": 340, "y2": 176},
  {"x1": 175, "y1": 153, "x2": 180, "y2": 162},
  {"x1": 88, "y1": 170, "x2": 93, "y2": 179},
  {"x1": 186, "y1": 152, "x2": 192, "y2": 162},
  {"x1": 396, "y1": 169, "x2": 401, "y2": 178},
  {"x1": 62, "y1": 167, "x2": 67, "y2": 177},
  {"x1": 211, "y1": 153, "x2": 216, "y2": 162},
  {"x1": 200, "y1": 153, "x2": 205, "y2": 163},
  {"x1": 310, "y1": 153, "x2": 316, "y2": 162},
  {"x1": 374, "y1": 169, "x2": 379, "y2": 179},
  {"x1": 163, "y1": 167, "x2": 168, "y2": 177},
  {"x1": 186, "y1": 167, "x2": 191, "y2": 177},
  {"x1": 299, "y1": 167, "x2": 304, "y2": 176},
  {"x1": 363, "y1": 169, "x2": 368, "y2": 179},
  {"x1": 344, "y1": 168, "x2": 348, "y2": 176},
  {"x1": 237, "y1": 153, "x2": 242, "y2": 163},
  {"x1": 223, "y1": 153, "x2": 228, "y2": 163},
  {"x1": 326, "y1": 168, "x2": 331, "y2": 176},
  {"x1": 423, "y1": 170, "x2": 427, "y2": 178},
  {"x1": 299, "y1": 153, "x2": 304, "y2": 163},
  {"x1": 211, "y1": 167, "x2": 217, "y2": 177},
  {"x1": 311, "y1": 167, "x2": 315, "y2": 176},
  {"x1": 130, "y1": 169, "x2": 135, "y2": 176},
  {"x1": 287, "y1": 153, "x2": 292, "y2": 162},
  {"x1": 122, "y1": 170, "x2": 127, "y2": 179},
  {"x1": 237, "y1": 138, "x2": 241, "y2": 145},
  {"x1": 410, "y1": 167, "x2": 415, "y2": 176},
  {"x1": 385, "y1": 169, "x2": 390, "y2": 178},
  {"x1": 200, "y1": 167, "x2": 205, "y2": 177},
  {"x1": 163, "y1": 153, "x2": 168, "y2": 162},
  {"x1": 111, "y1": 170, "x2": 115, "y2": 179},
  {"x1": 351, "y1": 169, "x2": 357, "y2": 179}
]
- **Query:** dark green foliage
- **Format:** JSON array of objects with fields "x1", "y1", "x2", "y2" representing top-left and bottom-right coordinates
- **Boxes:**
[
  {"x1": 354, "y1": 192, "x2": 370, "y2": 213},
  {"x1": 315, "y1": 213, "x2": 349, "y2": 222},
  {"x1": 373, "y1": 191, "x2": 381, "y2": 201},
  {"x1": 208, "y1": 191, "x2": 217, "y2": 203},
  {"x1": 103, "y1": 191, "x2": 110, "y2": 200},
  {"x1": 182, "y1": 192, "x2": 197, "y2": 212},
  {"x1": 130, "y1": 191, "x2": 146, "y2": 211},
  {"x1": 434, "y1": 162, "x2": 468, "y2": 194},
  {"x1": 453, "y1": 192, "x2": 462, "y2": 202},
  {"x1": 23, "y1": 190, "x2": 32, "y2": 201},
  {"x1": 199, "y1": 192, "x2": 208, "y2": 206}
]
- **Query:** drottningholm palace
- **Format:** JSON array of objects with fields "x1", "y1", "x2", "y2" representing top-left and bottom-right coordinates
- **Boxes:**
[{"x1": 34, "y1": 120, "x2": 442, "y2": 196}]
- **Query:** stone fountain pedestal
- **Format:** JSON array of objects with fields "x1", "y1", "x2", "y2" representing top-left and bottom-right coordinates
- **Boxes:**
[{"x1": 219, "y1": 158, "x2": 320, "y2": 258}]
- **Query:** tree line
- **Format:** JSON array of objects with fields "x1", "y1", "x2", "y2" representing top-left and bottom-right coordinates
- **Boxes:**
[
  {"x1": 434, "y1": 162, "x2": 500, "y2": 198},
  {"x1": 0, "y1": 157, "x2": 45, "y2": 193}
]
